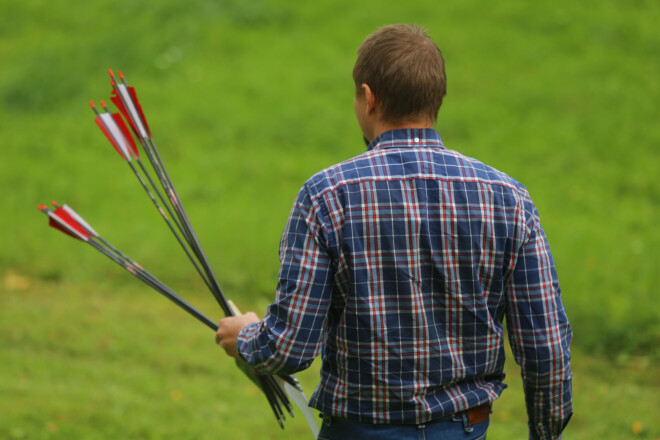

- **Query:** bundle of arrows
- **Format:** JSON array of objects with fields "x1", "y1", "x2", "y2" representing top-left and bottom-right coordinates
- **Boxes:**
[{"x1": 38, "y1": 70, "x2": 319, "y2": 437}]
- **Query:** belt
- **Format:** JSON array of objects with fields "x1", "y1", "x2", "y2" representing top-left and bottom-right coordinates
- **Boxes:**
[
  {"x1": 323, "y1": 402, "x2": 491, "y2": 426},
  {"x1": 461, "y1": 403, "x2": 491, "y2": 426}
]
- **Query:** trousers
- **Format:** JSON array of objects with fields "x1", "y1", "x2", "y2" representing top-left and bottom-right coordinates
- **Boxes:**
[{"x1": 317, "y1": 409, "x2": 489, "y2": 440}]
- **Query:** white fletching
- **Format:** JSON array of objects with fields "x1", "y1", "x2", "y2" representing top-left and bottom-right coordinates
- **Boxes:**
[
  {"x1": 47, "y1": 210, "x2": 88, "y2": 241},
  {"x1": 99, "y1": 112, "x2": 132, "y2": 162},
  {"x1": 62, "y1": 204, "x2": 99, "y2": 237},
  {"x1": 117, "y1": 83, "x2": 148, "y2": 139}
]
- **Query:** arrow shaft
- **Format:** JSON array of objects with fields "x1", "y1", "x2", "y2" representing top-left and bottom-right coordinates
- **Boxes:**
[
  {"x1": 106, "y1": 75, "x2": 231, "y2": 313},
  {"x1": 126, "y1": 158, "x2": 220, "y2": 297},
  {"x1": 86, "y1": 238, "x2": 218, "y2": 331},
  {"x1": 131, "y1": 132, "x2": 233, "y2": 316}
]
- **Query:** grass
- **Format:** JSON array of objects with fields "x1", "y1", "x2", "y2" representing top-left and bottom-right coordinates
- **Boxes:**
[
  {"x1": 2, "y1": 281, "x2": 660, "y2": 439},
  {"x1": 1, "y1": 0, "x2": 659, "y2": 437}
]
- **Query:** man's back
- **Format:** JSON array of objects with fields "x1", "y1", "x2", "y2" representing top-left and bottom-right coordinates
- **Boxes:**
[
  {"x1": 238, "y1": 128, "x2": 571, "y2": 434},
  {"x1": 294, "y1": 128, "x2": 569, "y2": 427}
]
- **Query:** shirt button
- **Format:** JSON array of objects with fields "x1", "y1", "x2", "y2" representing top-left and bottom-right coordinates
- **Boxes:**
[{"x1": 414, "y1": 137, "x2": 420, "y2": 142}]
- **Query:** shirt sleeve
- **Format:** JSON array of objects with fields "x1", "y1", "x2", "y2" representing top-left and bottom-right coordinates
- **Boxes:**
[
  {"x1": 505, "y1": 197, "x2": 573, "y2": 440},
  {"x1": 236, "y1": 184, "x2": 334, "y2": 375}
]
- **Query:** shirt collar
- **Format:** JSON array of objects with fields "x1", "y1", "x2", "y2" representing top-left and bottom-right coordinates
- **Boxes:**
[{"x1": 367, "y1": 128, "x2": 445, "y2": 151}]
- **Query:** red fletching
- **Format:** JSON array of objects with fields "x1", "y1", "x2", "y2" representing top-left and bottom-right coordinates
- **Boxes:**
[
  {"x1": 130, "y1": 86, "x2": 150, "y2": 136},
  {"x1": 39, "y1": 203, "x2": 91, "y2": 241},
  {"x1": 110, "y1": 91, "x2": 135, "y2": 137},
  {"x1": 110, "y1": 85, "x2": 151, "y2": 138},
  {"x1": 48, "y1": 217, "x2": 83, "y2": 240},
  {"x1": 112, "y1": 113, "x2": 139, "y2": 158},
  {"x1": 95, "y1": 116, "x2": 128, "y2": 160},
  {"x1": 53, "y1": 206, "x2": 92, "y2": 240}
]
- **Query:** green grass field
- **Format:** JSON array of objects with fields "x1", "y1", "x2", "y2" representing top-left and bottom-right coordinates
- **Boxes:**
[{"x1": 2, "y1": 0, "x2": 659, "y2": 438}]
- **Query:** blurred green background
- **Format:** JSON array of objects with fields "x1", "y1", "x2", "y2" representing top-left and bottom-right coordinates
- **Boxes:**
[{"x1": 1, "y1": 0, "x2": 658, "y2": 438}]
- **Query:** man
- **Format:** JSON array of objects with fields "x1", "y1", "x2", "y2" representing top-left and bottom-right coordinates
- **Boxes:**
[{"x1": 216, "y1": 24, "x2": 573, "y2": 440}]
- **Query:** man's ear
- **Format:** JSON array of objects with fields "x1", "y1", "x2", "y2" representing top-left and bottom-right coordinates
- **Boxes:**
[{"x1": 361, "y1": 83, "x2": 377, "y2": 115}]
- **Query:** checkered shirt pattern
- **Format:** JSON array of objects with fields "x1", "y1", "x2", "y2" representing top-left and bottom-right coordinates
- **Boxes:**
[{"x1": 237, "y1": 128, "x2": 572, "y2": 439}]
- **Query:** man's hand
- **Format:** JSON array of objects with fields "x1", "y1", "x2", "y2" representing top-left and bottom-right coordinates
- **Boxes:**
[{"x1": 215, "y1": 312, "x2": 260, "y2": 359}]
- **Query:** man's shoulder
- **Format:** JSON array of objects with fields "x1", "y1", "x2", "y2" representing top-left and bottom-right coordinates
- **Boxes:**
[
  {"x1": 443, "y1": 148, "x2": 529, "y2": 193},
  {"x1": 301, "y1": 145, "x2": 532, "y2": 206},
  {"x1": 302, "y1": 151, "x2": 373, "y2": 196}
]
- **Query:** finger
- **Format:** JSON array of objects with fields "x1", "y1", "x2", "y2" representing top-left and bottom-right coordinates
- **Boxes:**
[{"x1": 215, "y1": 323, "x2": 225, "y2": 345}]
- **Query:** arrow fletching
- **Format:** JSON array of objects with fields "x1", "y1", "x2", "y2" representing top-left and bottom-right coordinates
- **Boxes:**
[
  {"x1": 91, "y1": 101, "x2": 138, "y2": 161},
  {"x1": 39, "y1": 204, "x2": 91, "y2": 241},
  {"x1": 61, "y1": 204, "x2": 99, "y2": 237},
  {"x1": 109, "y1": 69, "x2": 151, "y2": 140},
  {"x1": 112, "y1": 111, "x2": 139, "y2": 159}
]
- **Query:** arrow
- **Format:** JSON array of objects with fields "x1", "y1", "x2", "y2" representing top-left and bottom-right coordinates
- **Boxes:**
[
  {"x1": 39, "y1": 203, "x2": 91, "y2": 241},
  {"x1": 109, "y1": 69, "x2": 151, "y2": 140},
  {"x1": 89, "y1": 100, "x2": 180, "y2": 228},
  {"x1": 91, "y1": 101, "x2": 137, "y2": 162},
  {"x1": 39, "y1": 202, "x2": 217, "y2": 330},
  {"x1": 38, "y1": 202, "x2": 298, "y2": 429},
  {"x1": 106, "y1": 70, "x2": 234, "y2": 319},
  {"x1": 89, "y1": 101, "x2": 220, "y2": 295}
]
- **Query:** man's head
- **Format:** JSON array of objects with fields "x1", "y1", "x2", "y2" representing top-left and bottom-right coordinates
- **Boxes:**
[{"x1": 353, "y1": 24, "x2": 446, "y2": 140}]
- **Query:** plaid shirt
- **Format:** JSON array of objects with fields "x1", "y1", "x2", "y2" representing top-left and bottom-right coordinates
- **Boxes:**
[{"x1": 238, "y1": 128, "x2": 572, "y2": 439}]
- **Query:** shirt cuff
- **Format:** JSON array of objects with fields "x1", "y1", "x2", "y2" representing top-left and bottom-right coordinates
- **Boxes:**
[{"x1": 236, "y1": 321, "x2": 261, "y2": 364}]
